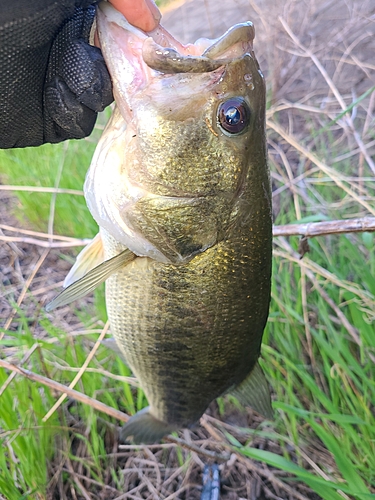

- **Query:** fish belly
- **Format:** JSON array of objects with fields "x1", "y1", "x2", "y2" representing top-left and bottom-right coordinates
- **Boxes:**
[{"x1": 102, "y1": 225, "x2": 271, "y2": 431}]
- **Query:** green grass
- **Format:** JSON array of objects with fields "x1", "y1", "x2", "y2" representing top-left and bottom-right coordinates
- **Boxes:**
[
  {"x1": 0, "y1": 136, "x2": 98, "y2": 239},
  {"x1": 0, "y1": 306, "x2": 140, "y2": 498},
  {"x1": 0, "y1": 120, "x2": 147, "y2": 498},
  {"x1": 1, "y1": 120, "x2": 374, "y2": 499},
  {"x1": 1, "y1": 14, "x2": 375, "y2": 496}
]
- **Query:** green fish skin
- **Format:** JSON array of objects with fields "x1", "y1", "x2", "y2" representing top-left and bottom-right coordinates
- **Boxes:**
[{"x1": 57, "y1": 3, "x2": 273, "y2": 443}]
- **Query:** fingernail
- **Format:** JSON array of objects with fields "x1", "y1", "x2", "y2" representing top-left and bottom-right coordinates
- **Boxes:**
[{"x1": 145, "y1": 0, "x2": 162, "y2": 27}]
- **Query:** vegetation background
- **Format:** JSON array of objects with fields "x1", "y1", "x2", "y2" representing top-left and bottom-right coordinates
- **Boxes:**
[{"x1": 0, "y1": 0, "x2": 374, "y2": 498}]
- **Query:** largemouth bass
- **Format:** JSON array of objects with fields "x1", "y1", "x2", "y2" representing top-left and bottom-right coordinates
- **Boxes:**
[{"x1": 47, "y1": 2, "x2": 273, "y2": 444}]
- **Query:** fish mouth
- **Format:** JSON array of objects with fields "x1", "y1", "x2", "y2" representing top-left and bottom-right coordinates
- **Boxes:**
[
  {"x1": 97, "y1": 2, "x2": 255, "y2": 75},
  {"x1": 141, "y1": 22, "x2": 255, "y2": 74}
]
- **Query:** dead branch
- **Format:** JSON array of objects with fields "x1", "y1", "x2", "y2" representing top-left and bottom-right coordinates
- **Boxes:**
[
  {"x1": 1, "y1": 218, "x2": 374, "y2": 251},
  {"x1": 0, "y1": 359, "x2": 230, "y2": 463},
  {"x1": 273, "y1": 217, "x2": 375, "y2": 237},
  {"x1": 0, "y1": 358, "x2": 130, "y2": 424},
  {"x1": 0, "y1": 234, "x2": 91, "y2": 248},
  {"x1": 0, "y1": 223, "x2": 88, "y2": 241},
  {"x1": 43, "y1": 322, "x2": 110, "y2": 422},
  {"x1": 164, "y1": 435, "x2": 229, "y2": 462},
  {"x1": 0, "y1": 185, "x2": 84, "y2": 196}
]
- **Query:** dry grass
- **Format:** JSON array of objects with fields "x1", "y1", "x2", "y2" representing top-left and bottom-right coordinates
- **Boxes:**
[{"x1": 1, "y1": 0, "x2": 375, "y2": 498}]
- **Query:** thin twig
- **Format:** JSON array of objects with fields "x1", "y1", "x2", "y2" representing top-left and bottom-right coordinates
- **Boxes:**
[
  {"x1": 65, "y1": 459, "x2": 92, "y2": 500},
  {"x1": 45, "y1": 363, "x2": 139, "y2": 386},
  {"x1": 267, "y1": 119, "x2": 375, "y2": 217},
  {"x1": 164, "y1": 435, "x2": 230, "y2": 462},
  {"x1": 0, "y1": 235, "x2": 91, "y2": 248},
  {"x1": 0, "y1": 223, "x2": 89, "y2": 241},
  {"x1": 0, "y1": 185, "x2": 84, "y2": 196},
  {"x1": 0, "y1": 343, "x2": 39, "y2": 397},
  {"x1": 117, "y1": 444, "x2": 176, "y2": 451},
  {"x1": 1, "y1": 218, "x2": 374, "y2": 251},
  {"x1": 0, "y1": 359, "x2": 130, "y2": 423},
  {"x1": 301, "y1": 268, "x2": 315, "y2": 368},
  {"x1": 0, "y1": 227, "x2": 23, "y2": 256},
  {"x1": 1, "y1": 249, "x2": 49, "y2": 340},
  {"x1": 0, "y1": 359, "x2": 232, "y2": 463},
  {"x1": 60, "y1": 468, "x2": 120, "y2": 493},
  {"x1": 43, "y1": 322, "x2": 110, "y2": 422}
]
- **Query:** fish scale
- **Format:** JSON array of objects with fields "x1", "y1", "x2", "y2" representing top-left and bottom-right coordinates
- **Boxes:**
[{"x1": 102, "y1": 189, "x2": 271, "y2": 431}]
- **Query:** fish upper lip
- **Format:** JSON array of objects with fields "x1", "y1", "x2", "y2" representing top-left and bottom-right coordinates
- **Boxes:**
[
  {"x1": 142, "y1": 23, "x2": 255, "y2": 74},
  {"x1": 144, "y1": 21, "x2": 255, "y2": 59},
  {"x1": 98, "y1": 3, "x2": 255, "y2": 75}
]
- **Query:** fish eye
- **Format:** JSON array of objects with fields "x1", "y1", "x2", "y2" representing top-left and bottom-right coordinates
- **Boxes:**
[{"x1": 217, "y1": 97, "x2": 250, "y2": 135}]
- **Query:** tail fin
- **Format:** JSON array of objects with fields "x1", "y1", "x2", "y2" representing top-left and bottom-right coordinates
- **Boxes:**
[{"x1": 121, "y1": 407, "x2": 175, "y2": 444}]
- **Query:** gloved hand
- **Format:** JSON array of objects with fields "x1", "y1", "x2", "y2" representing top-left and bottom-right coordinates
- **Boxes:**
[
  {"x1": 0, "y1": 0, "x2": 160, "y2": 148},
  {"x1": 0, "y1": 0, "x2": 113, "y2": 148},
  {"x1": 0, "y1": 0, "x2": 161, "y2": 149}
]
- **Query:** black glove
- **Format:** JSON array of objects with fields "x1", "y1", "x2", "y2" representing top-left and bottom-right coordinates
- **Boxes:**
[{"x1": 0, "y1": 0, "x2": 113, "y2": 148}]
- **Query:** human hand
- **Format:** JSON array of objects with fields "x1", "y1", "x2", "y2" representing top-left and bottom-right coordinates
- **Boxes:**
[
  {"x1": 0, "y1": 0, "x2": 161, "y2": 149},
  {"x1": 109, "y1": 0, "x2": 161, "y2": 32}
]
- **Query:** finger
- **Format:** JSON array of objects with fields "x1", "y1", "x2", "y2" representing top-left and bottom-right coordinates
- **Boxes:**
[
  {"x1": 108, "y1": 0, "x2": 161, "y2": 32},
  {"x1": 60, "y1": 40, "x2": 113, "y2": 112}
]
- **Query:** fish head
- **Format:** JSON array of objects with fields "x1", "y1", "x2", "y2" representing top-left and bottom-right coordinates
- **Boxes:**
[{"x1": 85, "y1": 3, "x2": 268, "y2": 263}]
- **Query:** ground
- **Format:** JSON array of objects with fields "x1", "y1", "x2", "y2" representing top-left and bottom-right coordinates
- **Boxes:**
[{"x1": 1, "y1": 0, "x2": 375, "y2": 499}]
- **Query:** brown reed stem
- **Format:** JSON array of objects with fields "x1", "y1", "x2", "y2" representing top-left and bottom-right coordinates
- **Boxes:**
[{"x1": 273, "y1": 217, "x2": 375, "y2": 237}]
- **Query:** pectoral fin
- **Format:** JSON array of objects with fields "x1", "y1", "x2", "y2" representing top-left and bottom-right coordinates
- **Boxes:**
[
  {"x1": 231, "y1": 362, "x2": 273, "y2": 419},
  {"x1": 46, "y1": 248, "x2": 135, "y2": 312},
  {"x1": 64, "y1": 233, "x2": 105, "y2": 288}
]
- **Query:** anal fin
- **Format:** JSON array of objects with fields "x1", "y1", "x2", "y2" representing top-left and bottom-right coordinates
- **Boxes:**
[{"x1": 231, "y1": 361, "x2": 273, "y2": 419}]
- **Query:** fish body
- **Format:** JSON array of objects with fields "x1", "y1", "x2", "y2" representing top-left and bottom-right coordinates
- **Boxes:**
[{"x1": 49, "y1": 2, "x2": 273, "y2": 443}]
